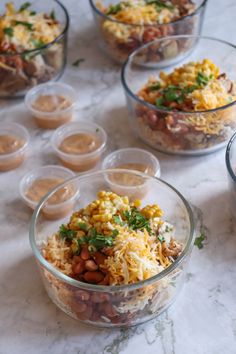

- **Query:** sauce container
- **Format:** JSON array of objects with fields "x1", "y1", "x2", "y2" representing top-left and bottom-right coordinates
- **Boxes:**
[
  {"x1": 19, "y1": 165, "x2": 78, "y2": 219},
  {"x1": 25, "y1": 82, "x2": 77, "y2": 129},
  {"x1": 51, "y1": 121, "x2": 107, "y2": 172},
  {"x1": 0, "y1": 122, "x2": 29, "y2": 172},
  {"x1": 102, "y1": 148, "x2": 161, "y2": 199}
]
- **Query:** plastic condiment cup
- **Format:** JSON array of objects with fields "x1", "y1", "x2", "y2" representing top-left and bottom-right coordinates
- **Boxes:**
[
  {"x1": 19, "y1": 165, "x2": 78, "y2": 220},
  {"x1": 25, "y1": 82, "x2": 77, "y2": 129},
  {"x1": 102, "y1": 148, "x2": 161, "y2": 199},
  {"x1": 0, "y1": 122, "x2": 29, "y2": 172},
  {"x1": 51, "y1": 121, "x2": 107, "y2": 172}
]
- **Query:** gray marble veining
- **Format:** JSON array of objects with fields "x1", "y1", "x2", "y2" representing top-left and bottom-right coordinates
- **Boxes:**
[{"x1": 0, "y1": 0, "x2": 236, "y2": 353}]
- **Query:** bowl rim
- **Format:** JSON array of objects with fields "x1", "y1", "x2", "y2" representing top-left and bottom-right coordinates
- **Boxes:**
[
  {"x1": 25, "y1": 82, "x2": 77, "y2": 116},
  {"x1": 226, "y1": 132, "x2": 236, "y2": 183},
  {"x1": 0, "y1": 122, "x2": 29, "y2": 158},
  {"x1": 19, "y1": 164, "x2": 76, "y2": 208},
  {"x1": 121, "y1": 35, "x2": 236, "y2": 115},
  {"x1": 29, "y1": 169, "x2": 195, "y2": 293},
  {"x1": 89, "y1": 0, "x2": 208, "y2": 27},
  {"x1": 51, "y1": 121, "x2": 108, "y2": 159},
  {"x1": 0, "y1": 0, "x2": 69, "y2": 56}
]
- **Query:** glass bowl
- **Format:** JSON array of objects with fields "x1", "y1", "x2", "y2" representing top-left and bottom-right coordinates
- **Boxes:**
[
  {"x1": 0, "y1": 122, "x2": 29, "y2": 171},
  {"x1": 0, "y1": 0, "x2": 69, "y2": 98},
  {"x1": 121, "y1": 36, "x2": 236, "y2": 156},
  {"x1": 51, "y1": 121, "x2": 107, "y2": 172},
  {"x1": 89, "y1": 0, "x2": 207, "y2": 64},
  {"x1": 25, "y1": 83, "x2": 77, "y2": 129},
  {"x1": 29, "y1": 169, "x2": 194, "y2": 328},
  {"x1": 226, "y1": 133, "x2": 236, "y2": 220},
  {"x1": 19, "y1": 165, "x2": 76, "y2": 219}
]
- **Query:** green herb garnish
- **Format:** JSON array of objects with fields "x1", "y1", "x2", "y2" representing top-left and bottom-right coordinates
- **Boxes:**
[
  {"x1": 31, "y1": 38, "x2": 45, "y2": 48},
  {"x1": 87, "y1": 227, "x2": 117, "y2": 249},
  {"x1": 149, "y1": 82, "x2": 161, "y2": 91},
  {"x1": 106, "y1": 4, "x2": 122, "y2": 15},
  {"x1": 146, "y1": 0, "x2": 174, "y2": 10},
  {"x1": 78, "y1": 222, "x2": 88, "y2": 231},
  {"x1": 158, "y1": 235, "x2": 165, "y2": 243},
  {"x1": 19, "y1": 2, "x2": 31, "y2": 12},
  {"x1": 194, "y1": 232, "x2": 206, "y2": 249},
  {"x1": 72, "y1": 58, "x2": 85, "y2": 67},
  {"x1": 30, "y1": 11, "x2": 36, "y2": 15},
  {"x1": 14, "y1": 20, "x2": 33, "y2": 30},
  {"x1": 155, "y1": 96, "x2": 171, "y2": 110},
  {"x1": 50, "y1": 10, "x2": 56, "y2": 20},
  {"x1": 113, "y1": 215, "x2": 124, "y2": 225},
  {"x1": 3, "y1": 27, "x2": 14, "y2": 37},
  {"x1": 59, "y1": 224, "x2": 76, "y2": 241},
  {"x1": 124, "y1": 208, "x2": 151, "y2": 232},
  {"x1": 196, "y1": 72, "x2": 209, "y2": 87}
]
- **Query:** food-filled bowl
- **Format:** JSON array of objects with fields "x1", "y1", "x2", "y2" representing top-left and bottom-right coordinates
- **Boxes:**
[
  {"x1": 51, "y1": 121, "x2": 107, "y2": 172},
  {"x1": 29, "y1": 169, "x2": 194, "y2": 327},
  {"x1": 89, "y1": 0, "x2": 207, "y2": 64},
  {"x1": 226, "y1": 133, "x2": 236, "y2": 220},
  {"x1": 25, "y1": 82, "x2": 77, "y2": 129},
  {"x1": 0, "y1": 0, "x2": 69, "y2": 98},
  {"x1": 102, "y1": 148, "x2": 161, "y2": 198},
  {"x1": 122, "y1": 36, "x2": 236, "y2": 155},
  {"x1": 0, "y1": 122, "x2": 29, "y2": 171},
  {"x1": 19, "y1": 165, "x2": 77, "y2": 219}
]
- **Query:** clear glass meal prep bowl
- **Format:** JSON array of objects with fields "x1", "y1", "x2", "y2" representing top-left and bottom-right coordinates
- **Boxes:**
[
  {"x1": 89, "y1": 0, "x2": 207, "y2": 64},
  {"x1": 29, "y1": 169, "x2": 195, "y2": 328},
  {"x1": 121, "y1": 36, "x2": 236, "y2": 156},
  {"x1": 225, "y1": 132, "x2": 236, "y2": 220},
  {"x1": 0, "y1": 0, "x2": 69, "y2": 99}
]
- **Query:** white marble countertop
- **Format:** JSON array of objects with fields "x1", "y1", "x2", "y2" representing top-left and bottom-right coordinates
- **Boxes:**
[{"x1": 1, "y1": 0, "x2": 236, "y2": 353}]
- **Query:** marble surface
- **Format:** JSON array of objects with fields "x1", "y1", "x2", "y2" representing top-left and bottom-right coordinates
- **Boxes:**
[{"x1": 1, "y1": 0, "x2": 236, "y2": 353}]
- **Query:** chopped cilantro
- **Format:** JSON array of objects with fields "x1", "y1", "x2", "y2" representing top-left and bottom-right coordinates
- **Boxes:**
[
  {"x1": 146, "y1": 0, "x2": 174, "y2": 10},
  {"x1": 106, "y1": 4, "x2": 122, "y2": 15},
  {"x1": 31, "y1": 38, "x2": 45, "y2": 48},
  {"x1": 72, "y1": 58, "x2": 85, "y2": 67},
  {"x1": 149, "y1": 82, "x2": 161, "y2": 91},
  {"x1": 78, "y1": 222, "x2": 88, "y2": 231},
  {"x1": 194, "y1": 232, "x2": 206, "y2": 249},
  {"x1": 124, "y1": 208, "x2": 151, "y2": 233},
  {"x1": 158, "y1": 235, "x2": 165, "y2": 243},
  {"x1": 87, "y1": 227, "x2": 117, "y2": 249},
  {"x1": 196, "y1": 72, "x2": 209, "y2": 87},
  {"x1": 14, "y1": 20, "x2": 33, "y2": 30},
  {"x1": 50, "y1": 10, "x2": 56, "y2": 20},
  {"x1": 3, "y1": 27, "x2": 14, "y2": 37},
  {"x1": 59, "y1": 224, "x2": 76, "y2": 241},
  {"x1": 19, "y1": 2, "x2": 31, "y2": 12},
  {"x1": 113, "y1": 215, "x2": 124, "y2": 225}
]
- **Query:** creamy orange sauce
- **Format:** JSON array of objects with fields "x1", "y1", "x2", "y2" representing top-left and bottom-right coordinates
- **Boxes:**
[
  {"x1": 110, "y1": 163, "x2": 154, "y2": 186},
  {"x1": 31, "y1": 94, "x2": 73, "y2": 129},
  {"x1": 32, "y1": 94, "x2": 72, "y2": 113},
  {"x1": 26, "y1": 178, "x2": 74, "y2": 204},
  {"x1": 0, "y1": 134, "x2": 25, "y2": 154},
  {"x1": 59, "y1": 133, "x2": 100, "y2": 155}
]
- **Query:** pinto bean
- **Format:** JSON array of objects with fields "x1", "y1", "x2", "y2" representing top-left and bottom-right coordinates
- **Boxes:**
[
  {"x1": 74, "y1": 301, "x2": 87, "y2": 313},
  {"x1": 98, "y1": 274, "x2": 110, "y2": 285},
  {"x1": 91, "y1": 293, "x2": 109, "y2": 303},
  {"x1": 75, "y1": 289, "x2": 90, "y2": 301},
  {"x1": 85, "y1": 260, "x2": 98, "y2": 271},
  {"x1": 103, "y1": 303, "x2": 117, "y2": 318},
  {"x1": 72, "y1": 260, "x2": 85, "y2": 275},
  {"x1": 84, "y1": 271, "x2": 104, "y2": 284},
  {"x1": 73, "y1": 255, "x2": 82, "y2": 264},
  {"x1": 80, "y1": 245, "x2": 90, "y2": 260},
  {"x1": 92, "y1": 251, "x2": 106, "y2": 266},
  {"x1": 76, "y1": 306, "x2": 93, "y2": 321}
]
